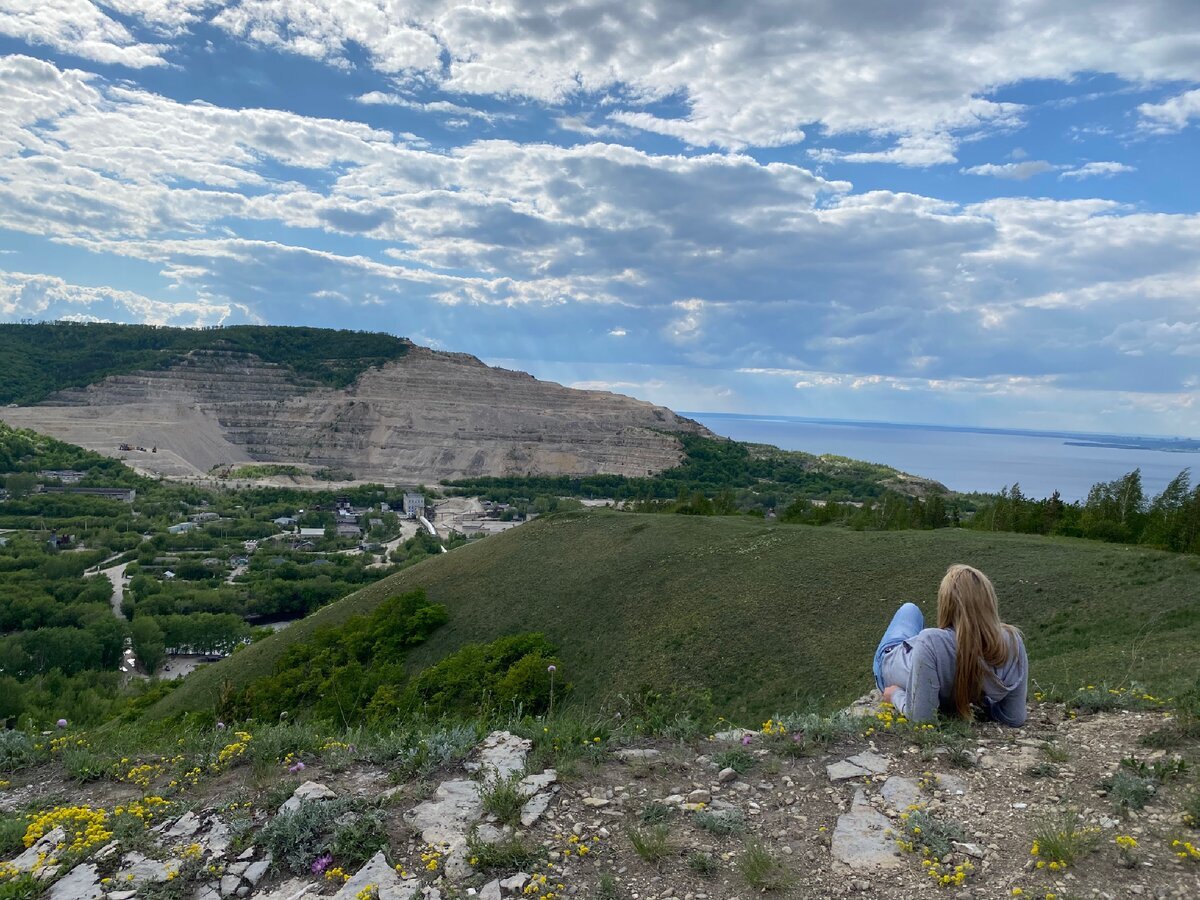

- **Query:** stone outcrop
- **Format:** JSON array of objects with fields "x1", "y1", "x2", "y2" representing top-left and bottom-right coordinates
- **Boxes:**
[{"x1": 0, "y1": 346, "x2": 713, "y2": 483}]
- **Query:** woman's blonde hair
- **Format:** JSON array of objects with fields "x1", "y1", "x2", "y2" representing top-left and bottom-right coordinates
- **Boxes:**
[{"x1": 937, "y1": 564, "x2": 1019, "y2": 719}]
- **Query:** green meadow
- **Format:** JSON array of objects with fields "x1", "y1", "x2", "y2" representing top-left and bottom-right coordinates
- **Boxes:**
[{"x1": 152, "y1": 508, "x2": 1200, "y2": 721}]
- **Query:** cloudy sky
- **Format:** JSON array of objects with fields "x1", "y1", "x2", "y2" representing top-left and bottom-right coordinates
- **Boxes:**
[{"x1": 1, "y1": 2, "x2": 1198, "y2": 435}]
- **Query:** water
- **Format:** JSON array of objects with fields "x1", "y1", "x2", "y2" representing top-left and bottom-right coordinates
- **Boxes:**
[{"x1": 683, "y1": 413, "x2": 1196, "y2": 502}]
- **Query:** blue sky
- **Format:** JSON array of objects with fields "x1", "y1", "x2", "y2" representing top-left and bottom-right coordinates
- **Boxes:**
[{"x1": 0, "y1": 2, "x2": 1198, "y2": 436}]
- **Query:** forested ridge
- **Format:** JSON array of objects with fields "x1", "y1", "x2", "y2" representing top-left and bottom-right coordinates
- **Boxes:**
[{"x1": 0, "y1": 322, "x2": 410, "y2": 404}]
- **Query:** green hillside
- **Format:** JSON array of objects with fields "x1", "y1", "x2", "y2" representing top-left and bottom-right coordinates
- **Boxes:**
[
  {"x1": 0, "y1": 322, "x2": 410, "y2": 404},
  {"x1": 150, "y1": 509, "x2": 1200, "y2": 721}
]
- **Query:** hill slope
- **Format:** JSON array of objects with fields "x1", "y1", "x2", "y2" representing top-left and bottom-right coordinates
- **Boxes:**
[
  {"x1": 152, "y1": 509, "x2": 1200, "y2": 720},
  {"x1": 0, "y1": 324, "x2": 711, "y2": 482}
]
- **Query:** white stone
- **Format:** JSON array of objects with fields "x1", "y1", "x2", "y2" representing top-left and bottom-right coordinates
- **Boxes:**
[
  {"x1": 244, "y1": 857, "x2": 271, "y2": 886},
  {"x1": 204, "y1": 821, "x2": 231, "y2": 856},
  {"x1": 830, "y1": 790, "x2": 902, "y2": 871},
  {"x1": 478, "y1": 881, "x2": 502, "y2": 900},
  {"x1": 333, "y1": 851, "x2": 420, "y2": 900},
  {"x1": 47, "y1": 863, "x2": 103, "y2": 900},
  {"x1": 166, "y1": 813, "x2": 203, "y2": 839},
  {"x1": 220, "y1": 875, "x2": 242, "y2": 896},
  {"x1": 717, "y1": 768, "x2": 737, "y2": 783},
  {"x1": 280, "y1": 781, "x2": 336, "y2": 813},
  {"x1": 500, "y1": 873, "x2": 530, "y2": 892},
  {"x1": 466, "y1": 731, "x2": 531, "y2": 784},
  {"x1": 613, "y1": 749, "x2": 661, "y2": 762},
  {"x1": 845, "y1": 751, "x2": 889, "y2": 775},
  {"x1": 520, "y1": 792, "x2": 553, "y2": 827}
]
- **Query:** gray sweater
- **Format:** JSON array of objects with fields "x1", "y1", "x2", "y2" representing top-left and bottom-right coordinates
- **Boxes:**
[{"x1": 889, "y1": 627, "x2": 1028, "y2": 726}]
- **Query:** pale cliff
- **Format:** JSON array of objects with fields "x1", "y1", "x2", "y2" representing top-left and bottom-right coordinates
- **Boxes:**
[{"x1": 0, "y1": 346, "x2": 713, "y2": 483}]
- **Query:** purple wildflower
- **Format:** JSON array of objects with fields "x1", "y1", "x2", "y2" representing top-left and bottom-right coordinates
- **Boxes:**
[
  {"x1": 547, "y1": 665, "x2": 556, "y2": 673},
  {"x1": 56, "y1": 719, "x2": 68, "y2": 729},
  {"x1": 288, "y1": 761, "x2": 306, "y2": 774},
  {"x1": 741, "y1": 733, "x2": 753, "y2": 746},
  {"x1": 311, "y1": 853, "x2": 332, "y2": 875}
]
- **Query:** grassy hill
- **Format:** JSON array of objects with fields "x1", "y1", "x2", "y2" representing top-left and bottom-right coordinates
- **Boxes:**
[
  {"x1": 150, "y1": 508, "x2": 1200, "y2": 721},
  {"x1": 0, "y1": 322, "x2": 410, "y2": 404}
]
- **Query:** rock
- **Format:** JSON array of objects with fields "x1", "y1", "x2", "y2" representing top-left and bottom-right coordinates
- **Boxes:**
[
  {"x1": 935, "y1": 773, "x2": 967, "y2": 796},
  {"x1": 220, "y1": 875, "x2": 242, "y2": 896},
  {"x1": 248, "y1": 879, "x2": 314, "y2": 900},
  {"x1": 717, "y1": 767, "x2": 737, "y2": 783},
  {"x1": 952, "y1": 842, "x2": 986, "y2": 859},
  {"x1": 11, "y1": 827, "x2": 66, "y2": 872},
  {"x1": 520, "y1": 792, "x2": 553, "y2": 827},
  {"x1": 687, "y1": 790, "x2": 712, "y2": 804},
  {"x1": 109, "y1": 892, "x2": 138, "y2": 900},
  {"x1": 613, "y1": 749, "x2": 661, "y2": 763},
  {"x1": 117, "y1": 852, "x2": 174, "y2": 885},
  {"x1": 714, "y1": 729, "x2": 755, "y2": 742},
  {"x1": 333, "y1": 851, "x2": 422, "y2": 900},
  {"x1": 828, "y1": 760, "x2": 873, "y2": 782},
  {"x1": 465, "y1": 731, "x2": 531, "y2": 783},
  {"x1": 500, "y1": 873, "x2": 530, "y2": 891},
  {"x1": 880, "y1": 777, "x2": 921, "y2": 809},
  {"x1": 227, "y1": 862, "x2": 250, "y2": 877},
  {"x1": 204, "y1": 820, "x2": 231, "y2": 856},
  {"x1": 166, "y1": 812, "x2": 203, "y2": 839},
  {"x1": 47, "y1": 863, "x2": 103, "y2": 900},
  {"x1": 192, "y1": 887, "x2": 221, "y2": 900},
  {"x1": 831, "y1": 790, "x2": 903, "y2": 871},
  {"x1": 479, "y1": 881, "x2": 502, "y2": 900},
  {"x1": 280, "y1": 781, "x2": 337, "y2": 813},
  {"x1": 581, "y1": 797, "x2": 609, "y2": 807},
  {"x1": 244, "y1": 857, "x2": 271, "y2": 886},
  {"x1": 845, "y1": 751, "x2": 889, "y2": 775},
  {"x1": 520, "y1": 770, "x2": 557, "y2": 795}
]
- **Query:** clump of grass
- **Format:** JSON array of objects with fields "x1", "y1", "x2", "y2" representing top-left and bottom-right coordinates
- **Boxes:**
[
  {"x1": 1030, "y1": 809, "x2": 1100, "y2": 870},
  {"x1": 1041, "y1": 742, "x2": 1070, "y2": 763},
  {"x1": 1026, "y1": 762, "x2": 1059, "y2": 779},
  {"x1": 1182, "y1": 788, "x2": 1200, "y2": 828},
  {"x1": 329, "y1": 807, "x2": 388, "y2": 869},
  {"x1": 596, "y1": 872, "x2": 619, "y2": 900},
  {"x1": 737, "y1": 840, "x2": 795, "y2": 891},
  {"x1": 627, "y1": 824, "x2": 673, "y2": 865},
  {"x1": 466, "y1": 830, "x2": 542, "y2": 873},
  {"x1": 694, "y1": 808, "x2": 745, "y2": 835},
  {"x1": 0, "y1": 731, "x2": 37, "y2": 773},
  {"x1": 712, "y1": 748, "x2": 755, "y2": 774},
  {"x1": 639, "y1": 801, "x2": 675, "y2": 824},
  {"x1": 0, "y1": 871, "x2": 48, "y2": 900},
  {"x1": 0, "y1": 813, "x2": 27, "y2": 858},
  {"x1": 1100, "y1": 756, "x2": 1187, "y2": 814},
  {"x1": 60, "y1": 746, "x2": 108, "y2": 783},
  {"x1": 1069, "y1": 683, "x2": 1162, "y2": 714},
  {"x1": 895, "y1": 809, "x2": 965, "y2": 859},
  {"x1": 687, "y1": 850, "x2": 719, "y2": 877},
  {"x1": 259, "y1": 796, "x2": 362, "y2": 874},
  {"x1": 479, "y1": 771, "x2": 526, "y2": 826}
]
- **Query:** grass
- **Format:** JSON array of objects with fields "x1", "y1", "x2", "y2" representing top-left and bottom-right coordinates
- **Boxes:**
[
  {"x1": 737, "y1": 840, "x2": 795, "y2": 891},
  {"x1": 1030, "y1": 809, "x2": 1101, "y2": 868},
  {"x1": 466, "y1": 830, "x2": 542, "y2": 873},
  {"x1": 149, "y1": 509, "x2": 1200, "y2": 721},
  {"x1": 479, "y1": 772, "x2": 527, "y2": 826},
  {"x1": 639, "y1": 802, "x2": 675, "y2": 824},
  {"x1": 712, "y1": 748, "x2": 755, "y2": 774},
  {"x1": 626, "y1": 824, "x2": 673, "y2": 865},
  {"x1": 687, "y1": 850, "x2": 719, "y2": 877},
  {"x1": 596, "y1": 872, "x2": 619, "y2": 899},
  {"x1": 694, "y1": 809, "x2": 745, "y2": 835}
]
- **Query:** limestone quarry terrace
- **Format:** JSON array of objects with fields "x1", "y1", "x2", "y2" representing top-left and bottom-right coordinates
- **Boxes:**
[{"x1": 1, "y1": 688, "x2": 1198, "y2": 900}]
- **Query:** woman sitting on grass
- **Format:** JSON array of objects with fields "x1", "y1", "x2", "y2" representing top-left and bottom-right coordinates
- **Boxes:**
[{"x1": 873, "y1": 563, "x2": 1027, "y2": 726}]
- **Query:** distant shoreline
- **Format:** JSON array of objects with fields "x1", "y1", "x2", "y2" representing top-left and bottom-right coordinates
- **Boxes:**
[{"x1": 683, "y1": 411, "x2": 1200, "y2": 453}]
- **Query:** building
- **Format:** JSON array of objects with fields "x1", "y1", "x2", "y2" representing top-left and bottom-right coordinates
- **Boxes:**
[
  {"x1": 297, "y1": 527, "x2": 324, "y2": 539},
  {"x1": 38, "y1": 470, "x2": 85, "y2": 484},
  {"x1": 167, "y1": 521, "x2": 198, "y2": 534},
  {"x1": 273, "y1": 516, "x2": 297, "y2": 527},
  {"x1": 403, "y1": 492, "x2": 426, "y2": 517},
  {"x1": 335, "y1": 522, "x2": 362, "y2": 538},
  {"x1": 190, "y1": 511, "x2": 220, "y2": 522}
]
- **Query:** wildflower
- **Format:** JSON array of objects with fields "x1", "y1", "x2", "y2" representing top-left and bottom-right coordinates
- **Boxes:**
[
  {"x1": 311, "y1": 854, "x2": 333, "y2": 876},
  {"x1": 56, "y1": 719, "x2": 68, "y2": 729},
  {"x1": 547, "y1": 665, "x2": 556, "y2": 673},
  {"x1": 741, "y1": 734, "x2": 753, "y2": 746},
  {"x1": 216, "y1": 721, "x2": 226, "y2": 731},
  {"x1": 288, "y1": 761, "x2": 306, "y2": 774}
]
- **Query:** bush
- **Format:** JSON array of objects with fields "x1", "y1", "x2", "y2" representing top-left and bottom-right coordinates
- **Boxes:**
[
  {"x1": 737, "y1": 840, "x2": 795, "y2": 891},
  {"x1": 694, "y1": 809, "x2": 744, "y2": 836},
  {"x1": 479, "y1": 772, "x2": 526, "y2": 827},
  {"x1": 627, "y1": 824, "x2": 673, "y2": 865},
  {"x1": 0, "y1": 731, "x2": 36, "y2": 772},
  {"x1": 258, "y1": 797, "x2": 362, "y2": 874}
]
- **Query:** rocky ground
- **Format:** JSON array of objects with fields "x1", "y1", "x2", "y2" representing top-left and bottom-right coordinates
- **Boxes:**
[{"x1": 2, "y1": 695, "x2": 1198, "y2": 900}]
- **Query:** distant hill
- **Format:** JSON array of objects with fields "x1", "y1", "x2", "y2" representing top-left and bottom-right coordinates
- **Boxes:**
[
  {"x1": 0, "y1": 322, "x2": 711, "y2": 483},
  {"x1": 149, "y1": 508, "x2": 1200, "y2": 721},
  {"x1": 0, "y1": 322, "x2": 410, "y2": 404}
]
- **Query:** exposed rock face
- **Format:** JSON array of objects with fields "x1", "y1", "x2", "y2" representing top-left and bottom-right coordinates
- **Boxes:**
[{"x1": 0, "y1": 346, "x2": 713, "y2": 483}]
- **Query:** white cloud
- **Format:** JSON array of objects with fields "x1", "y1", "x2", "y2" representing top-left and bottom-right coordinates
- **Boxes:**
[
  {"x1": 608, "y1": 328, "x2": 627, "y2": 337},
  {"x1": 1138, "y1": 88, "x2": 1200, "y2": 133},
  {"x1": 1059, "y1": 161, "x2": 1136, "y2": 180},
  {"x1": 356, "y1": 92, "x2": 507, "y2": 125},
  {"x1": 962, "y1": 160, "x2": 1058, "y2": 180},
  {"x1": 0, "y1": 269, "x2": 243, "y2": 324}
]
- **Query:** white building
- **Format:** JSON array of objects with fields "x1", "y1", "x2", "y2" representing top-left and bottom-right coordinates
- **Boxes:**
[{"x1": 403, "y1": 492, "x2": 425, "y2": 517}]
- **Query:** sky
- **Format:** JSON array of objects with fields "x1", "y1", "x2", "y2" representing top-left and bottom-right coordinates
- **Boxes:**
[{"x1": 0, "y1": 2, "x2": 1198, "y2": 436}]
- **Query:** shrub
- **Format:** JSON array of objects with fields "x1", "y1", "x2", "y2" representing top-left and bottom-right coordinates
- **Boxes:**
[
  {"x1": 1030, "y1": 809, "x2": 1100, "y2": 869},
  {"x1": 0, "y1": 813, "x2": 26, "y2": 858},
  {"x1": 258, "y1": 797, "x2": 362, "y2": 874},
  {"x1": 712, "y1": 749, "x2": 755, "y2": 774},
  {"x1": 479, "y1": 772, "x2": 526, "y2": 827},
  {"x1": 639, "y1": 802, "x2": 675, "y2": 824},
  {"x1": 330, "y1": 808, "x2": 388, "y2": 869},
  {"x1": 737, "y1": 840, "x2": 795, "y2": 891},
  {"x1": 0, "y1": 731, "x2": 36, "y2": 772},
  {"x1": 466, "y1": 830, "x2": 542, "y2": 873},
  {"x1": 687, "y1": 851, "x2": 719, "y2": 877},
  {"x1": 694, "y1": 809, "x2": 745, "y2": 835},
  {"x1": 627, "y1": 824, "x2": 672, "y2": 865}
]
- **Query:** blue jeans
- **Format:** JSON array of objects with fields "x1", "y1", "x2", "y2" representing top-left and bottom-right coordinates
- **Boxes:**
[{"x1": 873, "y1": 602, "x2": 925, "y2": 691}]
